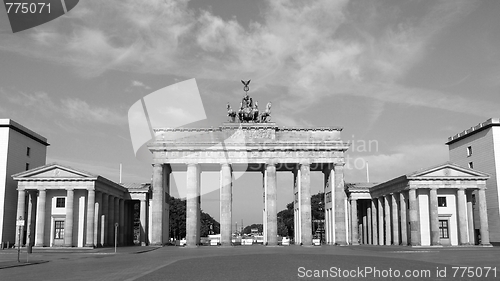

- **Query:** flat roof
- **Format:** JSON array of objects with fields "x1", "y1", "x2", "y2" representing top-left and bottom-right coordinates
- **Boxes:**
[
  {"x1": 446, "y1": 118, "x2": 500, "y2": 145},
  {"x1": 0, "y1": 119, "x2": 49, "y2": 146}
]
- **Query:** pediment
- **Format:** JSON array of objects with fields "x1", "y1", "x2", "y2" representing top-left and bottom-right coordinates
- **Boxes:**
[
  {"x1": 12, "y1": 163, "x2": 97, "y2": 179},
  {"x1": 408, "y1": 162, "x2": 489, "y2": 179}
]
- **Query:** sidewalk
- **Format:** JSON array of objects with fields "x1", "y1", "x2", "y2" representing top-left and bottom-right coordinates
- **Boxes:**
[{"x1": 0, "y1": 246, "x2": 160, "y2": 269}]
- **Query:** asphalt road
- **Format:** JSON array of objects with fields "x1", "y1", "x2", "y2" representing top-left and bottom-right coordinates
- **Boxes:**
[{"x1": 0, "y1": 245, "x2": 499, "y2": 281}]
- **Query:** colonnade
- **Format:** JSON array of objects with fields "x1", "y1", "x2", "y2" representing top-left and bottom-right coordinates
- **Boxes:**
[
  {"x1": 15, "y1": 187, "x2": 133, "y2": 247},
  {"x1": 350, "y1": 188, "x2": 490, "y2": 246},
  {"x1": 151, "y1": 162, "x2": 347, "y2": 246}
]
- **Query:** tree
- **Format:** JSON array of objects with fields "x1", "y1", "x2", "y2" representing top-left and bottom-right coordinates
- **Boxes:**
[
  {"x1": 168, "y1": 196, "x2": 220, "y2": 240},
  {"x1": 243, "y1": 223, "x2": 263, "y2": 234},
  {"x1": 277, "y1": 202, "x2": 294, "y2": 237},
  {"x1": 275, "y1": 192, "x2": 325, "y2": 237}
]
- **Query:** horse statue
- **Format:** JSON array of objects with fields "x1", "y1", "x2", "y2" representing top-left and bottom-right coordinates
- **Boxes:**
[
  {"x1": 252, "y1": 101, "x2": 259, "y2": 122},
  {"x1": 260, "y1": 102, "x2": 271, "y2": 122},
  {"x1": 227, "y1": 103, "x2": 236, "y2": 122},
  {"x1": 238, "y1": 101, "x2": 254, "y2": 122}
]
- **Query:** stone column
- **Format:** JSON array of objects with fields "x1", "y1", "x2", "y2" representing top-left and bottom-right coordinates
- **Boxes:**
[
  {"x1": 186, "y1": 163, "x2": 200, "y2": 247},
  {"x1": 101, "y1": 193, "x2": 108, "y2": 246},
  {"x1": 429, "y1": 188, "x2": 440, "y2": 246},
  {"x1": 400, "y1": 192, "x2": 408, "y2": 246},
  {"x1": 371, "y1": 199, "x2": 378, "y2": 245},
  {"x1": 107, "y1": 195, "x2": 114, "y2": 247},
  {"x1": 392, "y1": 194, "x2": 400, "y2": 245},
  {"x1": 220, "y1": 163, "x2": 232, "y2": 246},
  {"x1": 384, "y1": 195, "x2": 391, "y2": 245},
  {"x1": 367, "y1": 202, "x2": 372, "y2": 245},
  {"x1": 119, "y1": 199, "x2": 125, "y2": 245},
  {"x1": 409, "y1": 188, "x2": 420, "y2": 246},
  {"x1": 351, "y1": 199, "x2": 358, "y2": 245},
  {"x1": 334, "y1": 163, "x2": 347, "y2": 245},
  {"x1": 163, "y1": 165, "x2": 171, "y2": 244},
  {"x1": 26, "y1": 191, "x2": 34, "y2": 247},
  {"x1": 85, "y1": 188, "x2": 96, "y2": 247},
  {"x1": 35, "y1": 188, "x2": 46, "y2": 247},
  {"x1": 457, "y1": 188, "x2": 468, "y2": 245},
  {"x1": 299, "y1": 163, "x2": 312, "y2": 246},
  {"x1": 466, "y1": 191, "x2": 475, "y2": 245},
  {"x1": 378, "y1": 197, "x2": 384, "y2": 245},
  {"x1": 64, "y1": 188, "x2": 75, "y2": 247},
  {"x1": 94, "y1": 191, "x2": 101, "y2": 247},
  {"x1": 15, "y1": 189, "x2": 26, "y2": 246},
  {"x1": 362, "y1": 204, "x2": 367, "y2": 244},
  {"x1": 322, "y1": 165, "x2": 334, "y2": 245},
  {"x1": 266, "y1": 162, "x2": 278, "y2": 246},
  {"x1": 151, "y1": 163, "x2": 164, "y2": 246},
  {"x1": 477, "y1": 188, "x2": 490, "y2": 245},
  {"x1": 140, "y1": 198, "x2": 147, "y2": 246},
  {"x1": 293, "y1": 167, "x2": 300, "y2": 244}
]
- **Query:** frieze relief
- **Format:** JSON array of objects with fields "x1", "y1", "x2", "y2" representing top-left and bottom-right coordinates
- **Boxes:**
[
  {"x1": 159, "y1": 149, "x2": 342, "y2": 161},
  {"x1": 226, "y1": 129, "x2": 275, "y2": 141}
]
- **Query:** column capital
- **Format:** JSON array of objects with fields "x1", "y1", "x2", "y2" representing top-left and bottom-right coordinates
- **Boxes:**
[
  {"x1": 299, "y1": 160, "x2": 311, "y2": 166},
  {"x1": 429, "y1": 186, "x2": 439, "y2": 190},
  {"x1": 266, "y1": 159, "x2": 279, "y2": 166},
  {"x1": 152, "y1": 163, "x2": 163, "y2": 168},
  {"x1": 37, "y1": 187, "x2": 46, "y2": 191},
  {"x1": 334, "y1": 162, "x2": 345, "y2": 167},
  {"x1": 66, "y1": 187, "x2": 75, "y2": 191}
]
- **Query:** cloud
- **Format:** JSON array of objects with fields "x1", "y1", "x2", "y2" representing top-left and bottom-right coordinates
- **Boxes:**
[
  {"x1": 345, "y1": 141, "x2": 449, "y2": 183},
  {"x1": 0, "y1": 0, "x2": 486, "y2": 116},
  {"x1": 0, "y1": 88, "x2": 125, "y2": 125},
  {"x1": 131, "y1": 80, "x2": 151, "y2": 89}
]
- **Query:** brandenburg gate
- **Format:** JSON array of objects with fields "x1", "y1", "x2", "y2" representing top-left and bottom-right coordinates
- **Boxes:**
[{"x1": 147, "y1": 82, "x2": 349, "y2": 246}]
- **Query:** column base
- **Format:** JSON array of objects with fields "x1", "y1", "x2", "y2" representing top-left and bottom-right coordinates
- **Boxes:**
[
  {"x1": 84, "y1": 244, "x2": 95, "y2": 248},
  {"x1": 335, "y1": 242, "x2": 348, "y2": 246}
]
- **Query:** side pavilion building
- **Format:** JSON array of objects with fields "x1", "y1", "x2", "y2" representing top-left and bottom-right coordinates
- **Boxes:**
[{"x1": 347, "y1": 163, "x2": 491, "y2": 247}]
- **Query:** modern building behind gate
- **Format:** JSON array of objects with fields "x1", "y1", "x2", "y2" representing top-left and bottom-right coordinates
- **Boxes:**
[
  {"x1": 446, "y1": 118, "x2": 500, "y2": 245},
  {"x1": 0, "y1": 119, "x2": 48, "y2": 247}
]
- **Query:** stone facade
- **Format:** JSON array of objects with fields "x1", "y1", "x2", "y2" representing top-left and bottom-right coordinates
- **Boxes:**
[
  {"x1": 148, "y1": 122, "x2": 350, "y2": 246},
  {"x1": 12, "y1": 163, "x2": 146, "y2": 247},
  {"x1": 347, "y1": 163, "x2": 491, "y2": 246},
  {"x1": 447, "y1": 118, "x2": 500, "y2": 245}
]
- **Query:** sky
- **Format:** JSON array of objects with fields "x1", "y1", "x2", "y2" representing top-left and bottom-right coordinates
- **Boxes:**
[{"x1": 1, "y1": 0, "x2": 499, "y2": 227}]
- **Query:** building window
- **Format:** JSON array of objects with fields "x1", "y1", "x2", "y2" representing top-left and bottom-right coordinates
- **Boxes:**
[
  {"x1": 439, "y1": 220, "x2": 449, "y2": 239},
  {"x1": 468, "y1": 162, "x2": 473, "y2": 169},
  {"x1": 438, "y1": 197, "x2": 447, "y2": 207},
  {"x1": 54, "y1": 221, "x2": 65, "y2": 239},
  {"x1": 26, "y1": 147, "x2": 31, "y2": 157},
  {"x1": 56, "y1": 198, "x2": 66, "y2": 208},
  {"x1": 25, "y1": 163, "x2": 29, "y2": 171},
  {"x1": 467, "y1": 146, "x2": 472, "y2": 157}
]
